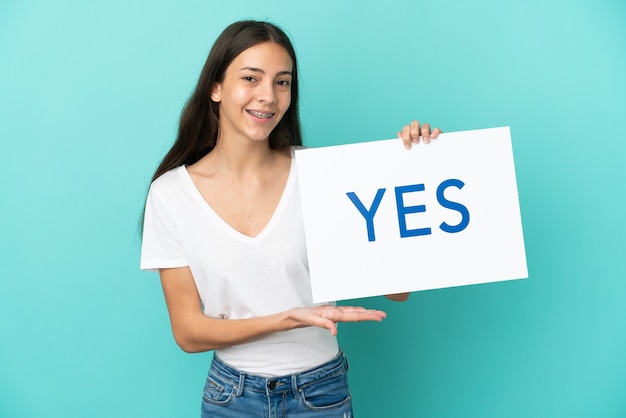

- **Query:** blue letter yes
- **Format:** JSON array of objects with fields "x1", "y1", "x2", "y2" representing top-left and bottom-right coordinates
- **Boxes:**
[
  {"x1": 437, "y1": 179, "x2": 470, "y2": 233},
  {"x1": 395, "y1": 184, "x2": 432, "y2": 238},
  {"x1": 346, "y1": 189, "x2": 386, "y2": 242}
]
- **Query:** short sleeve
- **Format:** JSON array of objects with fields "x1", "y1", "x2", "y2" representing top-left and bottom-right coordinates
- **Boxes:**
[{"x1": 140, "y1": 185, "x2": 189, "y2": 272}]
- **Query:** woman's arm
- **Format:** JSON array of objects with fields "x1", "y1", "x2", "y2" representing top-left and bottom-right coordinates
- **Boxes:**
[{"x1": 160, "y1": 267, "x2": 387, "y2": 353}]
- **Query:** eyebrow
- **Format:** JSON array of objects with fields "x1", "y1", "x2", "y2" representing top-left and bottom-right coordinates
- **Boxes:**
[{"x1": 238, "y1": 66, "x2": 292, "y2": 76}]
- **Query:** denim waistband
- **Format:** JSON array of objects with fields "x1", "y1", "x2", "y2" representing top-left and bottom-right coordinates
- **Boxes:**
[{"x1": 210, "y1": 350, "x2": 347, "y2": 396}]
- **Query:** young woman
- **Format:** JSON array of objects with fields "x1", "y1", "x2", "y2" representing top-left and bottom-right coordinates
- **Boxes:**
[{"x1": 141, "y1": 20, "x2": 441, "y2": 417}]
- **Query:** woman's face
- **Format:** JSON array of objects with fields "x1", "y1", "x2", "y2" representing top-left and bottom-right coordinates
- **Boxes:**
[{"x1": 212, "y1": 42, "x2": 293, "y2": 144}]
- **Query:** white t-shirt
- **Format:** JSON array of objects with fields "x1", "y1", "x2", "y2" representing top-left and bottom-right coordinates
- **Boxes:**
[{"x1": 140, "y1": 159, "x2": 338, "y2": 376}]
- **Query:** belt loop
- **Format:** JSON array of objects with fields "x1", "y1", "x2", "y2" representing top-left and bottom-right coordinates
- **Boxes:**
[
  {"x1": 291, "y1": 374, "x2": 301, "y2": 399},
  {"x1": 234, "y1": 372, "x2": 246, "y2": 397}
]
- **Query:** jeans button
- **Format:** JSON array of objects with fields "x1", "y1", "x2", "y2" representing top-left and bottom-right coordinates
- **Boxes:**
[{"x1": 268, "y1": 380, "x2": 277, "y2": 390}]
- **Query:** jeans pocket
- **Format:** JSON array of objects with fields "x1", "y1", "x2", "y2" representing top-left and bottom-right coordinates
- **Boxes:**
[
  {"x1": 300, "y1": 372, "x2": 352, "y2": 411},
  {"x1": 202, "y1": 373, "x2": 237, "y2": 406}
]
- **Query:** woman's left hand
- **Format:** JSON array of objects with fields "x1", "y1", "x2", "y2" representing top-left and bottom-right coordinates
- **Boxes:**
[{"x1": 398, "y1": 120, "x2": 443, "y2": 149}]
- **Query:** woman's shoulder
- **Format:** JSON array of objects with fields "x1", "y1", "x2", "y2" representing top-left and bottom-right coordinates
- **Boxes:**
[{"x1": 149, "y1": 166, "x2": 188, "y2": 192}]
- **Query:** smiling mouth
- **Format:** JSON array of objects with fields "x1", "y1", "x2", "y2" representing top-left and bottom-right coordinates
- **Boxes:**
[{"x1": 246, "y1": 110, "x2": 275, "y2": 119}]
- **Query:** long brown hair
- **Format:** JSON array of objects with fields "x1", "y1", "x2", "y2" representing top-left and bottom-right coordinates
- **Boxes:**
[{"x1": 151, "y1": 20, "x2": 302, "y2": 182}]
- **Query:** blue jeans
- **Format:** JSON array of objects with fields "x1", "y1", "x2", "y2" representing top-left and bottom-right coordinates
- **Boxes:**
[{"x1": 201, "y1": 351, "x2": 353, "y2": 417}]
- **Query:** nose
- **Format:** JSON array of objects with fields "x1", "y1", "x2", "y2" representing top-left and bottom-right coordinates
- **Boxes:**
[{"x1": 257, "y1": 80, "x2": 277, "y2": 104}]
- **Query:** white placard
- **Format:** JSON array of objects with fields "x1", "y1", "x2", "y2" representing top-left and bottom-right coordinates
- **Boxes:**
[{"x1": 295, "y1": 127, "x2": 528, "y2": 303}]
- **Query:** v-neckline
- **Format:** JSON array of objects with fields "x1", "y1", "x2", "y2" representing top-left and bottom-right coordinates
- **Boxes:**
[{"x1": 179, "y1": 159, "x2": 295, "y2": 245}]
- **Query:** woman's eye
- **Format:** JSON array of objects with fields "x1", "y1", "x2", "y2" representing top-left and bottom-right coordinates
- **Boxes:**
[
  {"x1": 277, "y1": 80, "x2": 290, "y2": 87},
  {"x1": 243, "y1": 76, "x2": 256, "y2": 82}
]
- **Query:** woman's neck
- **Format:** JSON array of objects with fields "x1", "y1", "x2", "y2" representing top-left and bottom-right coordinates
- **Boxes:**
[{"x1": 192, "y1": 136, "x2": 288, "y2": 178}]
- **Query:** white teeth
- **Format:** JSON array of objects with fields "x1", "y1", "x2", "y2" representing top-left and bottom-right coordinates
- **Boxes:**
[{"x1": 248, "y1": 110, "x2": 273, "y2": 119}]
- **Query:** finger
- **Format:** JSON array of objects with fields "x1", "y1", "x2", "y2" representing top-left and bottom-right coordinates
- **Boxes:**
[
  {"x1": 333, "y1": 309, "x2": 386, "y2": 322},
  {"x1": 431, "y1": 127, "x2": 443, "y2": 138},
  {"x1": 400, "y1": 126, "x2": 411, "y2": 149},
  {"x1": 410, "y1": 120, "x2": 421, "y2": 144},
  {"x1": 337, "y1": 306, "x2": 386, "y2": 318},
  {"x1": 308, "y1": 311, "x2": 339, "y2": 335},
  {"x1": 325, "y1": 320, "x2": 338, "y2": 336},
  {"x1": 421, "y1": 123, "x2": 431, "y2": 144},
  {"x1": 351, "y1": 311, "x2": 386, "y2": 322},
  {"x1": 336, "y1": 306, "x2": 368, "y2": 312}
]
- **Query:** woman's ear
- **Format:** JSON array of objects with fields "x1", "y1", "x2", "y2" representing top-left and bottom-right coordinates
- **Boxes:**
[{"x1": 211, "y1": 83, "x2": 222, "y2": 102}]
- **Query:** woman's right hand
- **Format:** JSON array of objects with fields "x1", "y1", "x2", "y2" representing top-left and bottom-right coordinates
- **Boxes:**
[
  {"x1": 287, "y1": 305, "x2": 387, "y2": 336},
  {"x1": 160, "y1": 266, "x2": 387, "y2": 352}
]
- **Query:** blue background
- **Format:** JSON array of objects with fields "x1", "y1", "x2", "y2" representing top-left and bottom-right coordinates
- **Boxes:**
[{"x1": 1, "y1": 1, "x2": 625, "y2": 417}]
